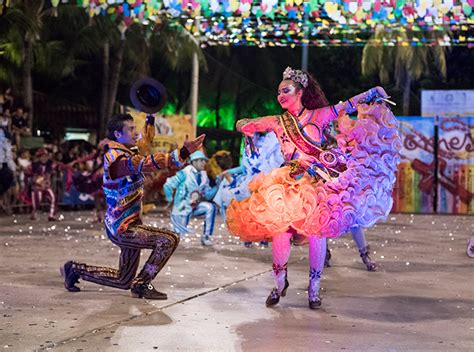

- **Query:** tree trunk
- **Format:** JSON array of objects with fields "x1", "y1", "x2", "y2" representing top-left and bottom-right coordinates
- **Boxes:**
[
  {"x1": 22, "y1": 33, "x2": 34, "y2": 131},
  {"x1": 190, "y1": 51, "x2": 199, "y2": 137},
  {"x1": 176, "y1": 76, "x2": 185, "y2": 113},
  {"x1": 215, "y1": 74, "x2": 224, "y2": 129},
  {"x1": 137, "y1": 41, "x2": 150, "y2": 79},
  {"x1": 105, "y1": 39, "x2": 125, "y2": 125},
  {"x1": 403, "y1": 71, "x2": 412, "y2": 116},
  {"x1": 234, "y1": 77, "x2": 242, "y2": 122},
  {"x1": 214, "y1": 74, "x2": 225, "y2": 150},
  {"x1": 1, "y1": 0, "x2": 8, "y2": 16},
  {"x1": 99, "y1": 40, "x2": 109, "y2": 139}
]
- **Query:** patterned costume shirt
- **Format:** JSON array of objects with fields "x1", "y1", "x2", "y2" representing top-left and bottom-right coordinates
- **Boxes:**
[{"x1": 103, "y1": 141, "x2": 183, "y2": 235}]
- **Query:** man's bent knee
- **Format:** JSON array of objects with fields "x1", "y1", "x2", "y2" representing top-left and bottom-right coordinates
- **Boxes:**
[{"x1": 157, "y1": 231, "x2": 180, "y2": 251}]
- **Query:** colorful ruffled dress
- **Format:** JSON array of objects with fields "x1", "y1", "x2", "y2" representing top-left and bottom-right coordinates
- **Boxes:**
[
  {"x1": 226, "y1": 103, "x2": 401, "y2": 241},
  {"x1": 213, "y1": 132, "x2": 284, "y2": 208}
]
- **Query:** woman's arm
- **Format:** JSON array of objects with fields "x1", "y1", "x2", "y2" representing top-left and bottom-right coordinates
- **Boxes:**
[
  {"x1": 315, "y1": 86, "x2": 389, "y2": 127},
  {"x1": 236, "y1": 116, "x2": 278, "y2": 136}
]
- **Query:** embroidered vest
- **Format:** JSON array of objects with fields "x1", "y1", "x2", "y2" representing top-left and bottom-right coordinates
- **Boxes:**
[{"x1": 103, "y1": 142, "x2": 145, "y2": 235}]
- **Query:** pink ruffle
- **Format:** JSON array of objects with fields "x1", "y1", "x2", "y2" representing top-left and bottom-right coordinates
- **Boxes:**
[{"x1": 226, "y1": 103, "x2": 401, "y2": 242}]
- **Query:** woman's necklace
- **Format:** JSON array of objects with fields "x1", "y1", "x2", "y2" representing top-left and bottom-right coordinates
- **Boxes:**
[
  {"x1": 289, "y1": 106, "x2": 305, "y2": 118},
  {"x1": 295, "y1": 107, "x2": 305, "y2": 118}
]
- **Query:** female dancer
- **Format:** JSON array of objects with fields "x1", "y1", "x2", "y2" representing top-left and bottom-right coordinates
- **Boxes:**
[{"x1": 227, "y1": 67, "x2": 400, "y2": 309}]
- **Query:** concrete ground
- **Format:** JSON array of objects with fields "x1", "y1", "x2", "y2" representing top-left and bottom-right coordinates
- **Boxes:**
[{"x1": 0, "y1": 210, "x2": 473, "y2": 351}]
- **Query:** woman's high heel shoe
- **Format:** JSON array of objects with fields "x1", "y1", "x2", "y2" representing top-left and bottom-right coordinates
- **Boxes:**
[
  {"x1": 308, "y1": 268, "x2": 322, "y2": 309},
  {"x1": 266, "y1": 263, "x2": 289, "y2": 307},
  {"x1": 359, "y1": 246, "x2": 377, "y2": 271}
]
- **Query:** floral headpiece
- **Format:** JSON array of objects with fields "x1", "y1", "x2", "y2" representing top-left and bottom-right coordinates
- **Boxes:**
[{"x1": 282, "y1": 66, "x2": 308, "y2": 88}]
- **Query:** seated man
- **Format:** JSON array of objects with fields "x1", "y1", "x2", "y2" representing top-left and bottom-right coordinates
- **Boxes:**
[{"x1": 164, "y1": 151, "x2": 219, "y2": 246}]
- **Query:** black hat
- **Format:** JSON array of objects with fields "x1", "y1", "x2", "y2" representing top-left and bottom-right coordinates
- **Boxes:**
[{"x1": 130, "y1": 78, "x2": 168, "y2": 114}]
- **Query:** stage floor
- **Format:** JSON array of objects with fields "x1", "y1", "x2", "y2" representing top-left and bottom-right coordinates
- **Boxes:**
[{"x1": 0, "y1": 210, "x2": 472, "y2": 351}]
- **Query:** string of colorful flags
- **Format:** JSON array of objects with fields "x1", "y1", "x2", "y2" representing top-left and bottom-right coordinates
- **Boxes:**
[{"x1": 64, "y1": 1, "x2": 474, "y2": 46}]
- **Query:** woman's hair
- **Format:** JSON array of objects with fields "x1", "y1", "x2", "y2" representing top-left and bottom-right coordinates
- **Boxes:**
[{"x1": 297, "y1": 72, "x2": 329, "y2": 110}]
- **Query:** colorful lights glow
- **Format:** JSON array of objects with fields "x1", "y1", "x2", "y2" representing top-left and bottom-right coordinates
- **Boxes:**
[{"x1": 67, "y1": 1, "x2": 473, "y2": 46}]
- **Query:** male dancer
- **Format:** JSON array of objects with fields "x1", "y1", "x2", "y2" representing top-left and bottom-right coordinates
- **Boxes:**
[
  {"x1": 61, "y1": 113, "x2": 204, "y2": 299},
  {"x1": 164, "y1": 151, "x2": 218, "y2": 246}
]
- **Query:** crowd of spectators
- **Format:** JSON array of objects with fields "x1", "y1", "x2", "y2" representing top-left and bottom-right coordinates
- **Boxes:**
[
  {"x1": 0, "y1": 87, "x2": 100, "y2": 214},
  {"x1": 0, "y1": 88, "x2": 32, "y2": 147}
]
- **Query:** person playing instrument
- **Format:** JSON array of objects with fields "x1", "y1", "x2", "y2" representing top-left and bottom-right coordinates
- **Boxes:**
[{"x1": 164, "y1": 151, "x2": 219, "y2": 246}]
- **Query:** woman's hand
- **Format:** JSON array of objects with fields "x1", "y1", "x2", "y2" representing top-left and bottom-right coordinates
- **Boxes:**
[
  {"x1": 236, "y1": 119, "x2": 249, "y2": 132},
  {"x1": 374, "y1": 86, "x2": 388, "y2": 99},
  {"x1": 357, "y1": 86, "x2": 389, "y2": 105},
  {"x1": 236, "y1": 119, "x2": 254, "y2": 136}
]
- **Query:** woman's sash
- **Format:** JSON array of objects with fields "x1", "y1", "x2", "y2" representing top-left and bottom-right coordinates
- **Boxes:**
[
  {"x1": 279, "y1": 111, "x2": 324, "y2": 160},
  {"x1": 279, "y1": 111, "x2": 346, "y2": 179}
]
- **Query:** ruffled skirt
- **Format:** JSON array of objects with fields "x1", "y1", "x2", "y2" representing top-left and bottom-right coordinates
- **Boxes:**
[{"x1": 226, "y1": 103, "x2": 401, "y2": 241}]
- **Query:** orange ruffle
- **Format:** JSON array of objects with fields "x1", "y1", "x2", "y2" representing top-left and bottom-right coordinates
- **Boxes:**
[{"x1": 226, "y1": 103, "x2": 401, "y2": 242}]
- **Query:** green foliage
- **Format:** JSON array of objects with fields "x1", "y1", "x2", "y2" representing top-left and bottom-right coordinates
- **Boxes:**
[{"x1": 361, "y1": 25, "x2": 450, "y2": 114}]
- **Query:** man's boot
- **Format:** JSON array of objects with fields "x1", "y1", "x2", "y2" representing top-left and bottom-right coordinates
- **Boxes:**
[
  {"x1": 131, "y1": 283, "x2": 168, "y2": 300},
  {"x1": 60, "y1": 261, "x2": 81, "y2": 292}
]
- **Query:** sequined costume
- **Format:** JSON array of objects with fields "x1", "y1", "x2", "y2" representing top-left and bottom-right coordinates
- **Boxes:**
[
  {"x1": 69, "y1": 140, "x2": 182, "y2": 291},
  {"x1": 227, "y1": 103, "x2": 401, "y2": 242}
]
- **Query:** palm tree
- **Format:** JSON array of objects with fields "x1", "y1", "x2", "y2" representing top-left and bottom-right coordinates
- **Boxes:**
[
  {"x1": 91, "y1": 16, "x2": 207, "y2": 137},
  {"x1": 362, "y1": 25, "x2": 449, "y2": 115},
  {"x1": 0, "y1": 0, "x2": 54, "y2": 129},
  {"x1": 148, "y1": 20, "x2": 207, "y2": 113},
  {"x1": 2, "y1": 2, "x2": 110, "y2": 133},
  {"x1": 0, "y1": 5, "x2": 30, "y2": 82},
  {"x1": 41, "y1": 11, "x2": 143, "y2": 137},
  {"x1": 2, "y1": 3, "x2": 207, "y2": 137},
  {"x1": 95, "y1": 17, "x2": 126, "y2": 137}
]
